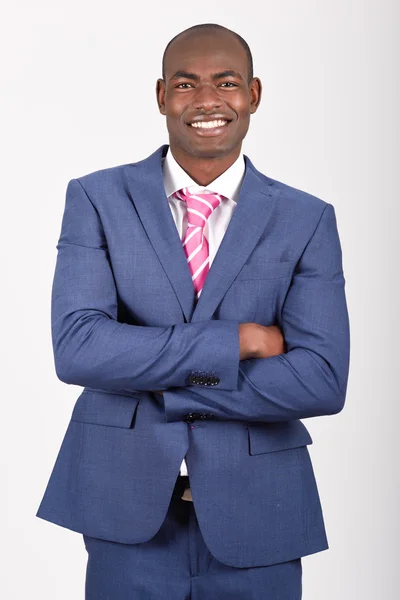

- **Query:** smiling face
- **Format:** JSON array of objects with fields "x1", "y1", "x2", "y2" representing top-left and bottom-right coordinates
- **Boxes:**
[{"x1": 156, "y1": 31, "x2": 262, "y2": 163}]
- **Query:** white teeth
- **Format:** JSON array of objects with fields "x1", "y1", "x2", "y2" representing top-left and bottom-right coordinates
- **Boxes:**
[{"x1": 191, "y1": 119, "x2": 228, "y2": 129}]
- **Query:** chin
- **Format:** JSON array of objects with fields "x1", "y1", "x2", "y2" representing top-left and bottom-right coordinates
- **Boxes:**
[{"x1": 187, "y1": 142, "x2": 233, "y2": 159}]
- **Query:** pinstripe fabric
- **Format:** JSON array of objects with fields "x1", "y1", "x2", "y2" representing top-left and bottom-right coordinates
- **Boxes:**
[{"x1": 175, "y1": 187, "x2": 225, "y2": 299}]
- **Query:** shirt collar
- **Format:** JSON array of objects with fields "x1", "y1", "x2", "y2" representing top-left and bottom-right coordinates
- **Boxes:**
[{"x1": 162, "y1": 146, "x2": 245, "y2": 203}]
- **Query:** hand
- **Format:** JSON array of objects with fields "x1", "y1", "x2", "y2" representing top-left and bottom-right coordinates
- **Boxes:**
[
  {"x1": 148, "y1": 323, "x2": 285, "y2": 395},
  {"x1": 239, "y1": 323, "x2": 285, "y2": 360}
]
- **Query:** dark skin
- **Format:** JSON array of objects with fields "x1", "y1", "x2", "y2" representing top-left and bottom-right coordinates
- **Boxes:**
[
  {"x1": 156, "y1": 31, "x2": 262, "y2": 186},
  {"x1": 151, "y1": 31, "x2": 284, "y2": 396}
]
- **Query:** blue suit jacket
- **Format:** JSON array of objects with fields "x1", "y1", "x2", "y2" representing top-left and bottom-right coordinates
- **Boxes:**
[{"x1": 36, "y1": 144, "x2": 350, "y2": 568}]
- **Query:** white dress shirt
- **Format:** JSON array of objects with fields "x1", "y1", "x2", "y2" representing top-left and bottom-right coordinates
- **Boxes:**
[{"x1": 162, "y1": 146, "x2": 246, "y2": 476}]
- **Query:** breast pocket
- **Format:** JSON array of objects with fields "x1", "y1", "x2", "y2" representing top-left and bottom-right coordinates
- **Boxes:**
[
  {"x1": 215, "y1": 261, "x2": 293, "y2": 322},
  {"x1": 236, "y1": 260, "x2": 292, "y2": 281}
]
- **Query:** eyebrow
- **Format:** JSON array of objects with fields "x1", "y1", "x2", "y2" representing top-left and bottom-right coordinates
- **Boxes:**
[{"x1": 169, "y1": 70, "x2": 244, "y2": 82}]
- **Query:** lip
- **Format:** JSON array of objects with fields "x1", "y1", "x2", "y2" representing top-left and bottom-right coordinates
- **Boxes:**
[{"x1": 186, "y1": 119, "x2": 232, "y2": 137}]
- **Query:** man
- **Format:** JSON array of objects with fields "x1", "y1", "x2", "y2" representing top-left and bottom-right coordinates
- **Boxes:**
[{"x1": 36, "y1": 23, "x2": 350, "y2": 599}]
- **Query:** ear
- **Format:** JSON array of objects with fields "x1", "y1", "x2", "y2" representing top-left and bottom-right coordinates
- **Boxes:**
[
  {"x1": 156, "y1": 79, "x2": 166, "y2": 115},
  {"x1": 249, "y1": 77, "x2": 262, "y2": 114}
]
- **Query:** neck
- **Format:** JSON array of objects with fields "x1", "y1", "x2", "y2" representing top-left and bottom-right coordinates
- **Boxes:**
[{"x1": 169, "y1": 144, "x2": 242, "y2": 186}]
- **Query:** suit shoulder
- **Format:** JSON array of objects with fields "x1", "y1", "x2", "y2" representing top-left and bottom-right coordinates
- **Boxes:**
[
  {"x1": 73, "y1": 151, "x2": 149, "y2": 186},
  {"x1": 66, "y1": 158, "x2": 144, "y2": 202},
  {"x1": 72, "y1": 162, "x2": 131, "y2": 189},
  {"x1": 253, "y1": 167, "x2": 329, "y2": 215}
]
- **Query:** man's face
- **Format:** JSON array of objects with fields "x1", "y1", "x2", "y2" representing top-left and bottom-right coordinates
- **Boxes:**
[{"x1": 157, "y1": 32, "x2": 262, "y2": 159}]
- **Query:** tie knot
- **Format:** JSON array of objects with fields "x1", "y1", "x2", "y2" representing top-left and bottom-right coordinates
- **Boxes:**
[{"x1": 175, "y1": 187, "x2": 224, "y2": 228}]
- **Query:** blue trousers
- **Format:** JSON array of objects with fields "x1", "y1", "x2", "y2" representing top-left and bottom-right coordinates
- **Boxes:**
[{"x1": 83, "y1": 483, "x2": 302, "y2": 599}]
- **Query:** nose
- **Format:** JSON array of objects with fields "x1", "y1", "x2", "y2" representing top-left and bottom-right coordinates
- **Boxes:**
[{"x1": 192, "y1": 83, "x2": 223, "y2": 111}]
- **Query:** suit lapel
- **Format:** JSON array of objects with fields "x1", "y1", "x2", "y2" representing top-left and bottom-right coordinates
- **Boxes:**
[
  {"x1": 192, "y1": 162, "x2": 278, "y2": 322},
  {"x1": 123, "y1": 144, "x2": 278, "y2": 324},
  {"x1": 123, "y1": 145, "x2": 196, "y2": 323}
]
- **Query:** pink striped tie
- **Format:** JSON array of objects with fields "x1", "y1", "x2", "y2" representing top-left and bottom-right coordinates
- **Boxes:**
[{"x1": 174, "y1": 187, "x2": 224, "y2": 299}]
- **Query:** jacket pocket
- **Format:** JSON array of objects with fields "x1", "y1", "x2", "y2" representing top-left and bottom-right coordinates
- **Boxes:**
[
  {"x1": 236, "y1": 260, "x2": 292, "y2": 281},
  {"x1": 248, "y1": 420, "x2": 313, "y2": 455},
  {"x1": 71, "y1": 389, "x2": 140, "y2": 428}
]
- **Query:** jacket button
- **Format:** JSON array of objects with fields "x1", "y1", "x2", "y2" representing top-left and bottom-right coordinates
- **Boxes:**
[
  {"x1": 183, "y1": 412, "x2": 214, "y2": 423},
  {"x1": 186, "y1": 373, "x2": 220, "y2": 386},
  {"x1": 199, "y1": 413, "x2": 214, "y2": 420},
  {"x1": 183, "y1": 412, "x2": 199, "y2": 423}
]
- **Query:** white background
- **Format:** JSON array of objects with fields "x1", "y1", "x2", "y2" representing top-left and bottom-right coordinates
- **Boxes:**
[{"x1": 2, "y1": 1, "x2": 398, "y2": 598}]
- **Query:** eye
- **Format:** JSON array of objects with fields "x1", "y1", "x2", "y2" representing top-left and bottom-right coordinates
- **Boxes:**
[
  {"x1": 175, "y1": 83, "x2": 193, "y2": 89},
  {"x1": 220, "y1": 82, "x2": 238, "y2": 87}
]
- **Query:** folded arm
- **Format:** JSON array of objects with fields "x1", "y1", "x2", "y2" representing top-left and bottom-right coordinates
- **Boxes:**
[
  {"x1": 162, "y1": 203, "x2": 351, "y2": 422},
  {"x1": 51, "y1": 178, "x2": 240, "y2": 392}
]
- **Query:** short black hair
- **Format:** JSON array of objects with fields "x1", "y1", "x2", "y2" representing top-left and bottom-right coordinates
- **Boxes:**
[{"x1": 162, "y1": 23, "x2": 253, "y2": 84}]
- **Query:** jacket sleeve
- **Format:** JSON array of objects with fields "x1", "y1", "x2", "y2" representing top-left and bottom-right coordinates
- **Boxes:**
[
  {"x1": 51, "y1": 178, "x2": 240, "y2": 391},
  {"x1": 162, "y1": 203, "x2": 351, "y2": 422}
]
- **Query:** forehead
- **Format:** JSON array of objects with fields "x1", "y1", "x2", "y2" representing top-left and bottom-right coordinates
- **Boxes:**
[{"x1": 164, "y1": 33, "x2": 248, "y2": 78}]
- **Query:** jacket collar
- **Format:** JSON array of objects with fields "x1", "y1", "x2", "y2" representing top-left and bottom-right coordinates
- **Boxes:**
[
  {"x1": 123, "y1": 144, "x2": 279, "y2": 323},
  {"x1": 162, "y1": 145, "x2": 245, "y2": 203}
]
